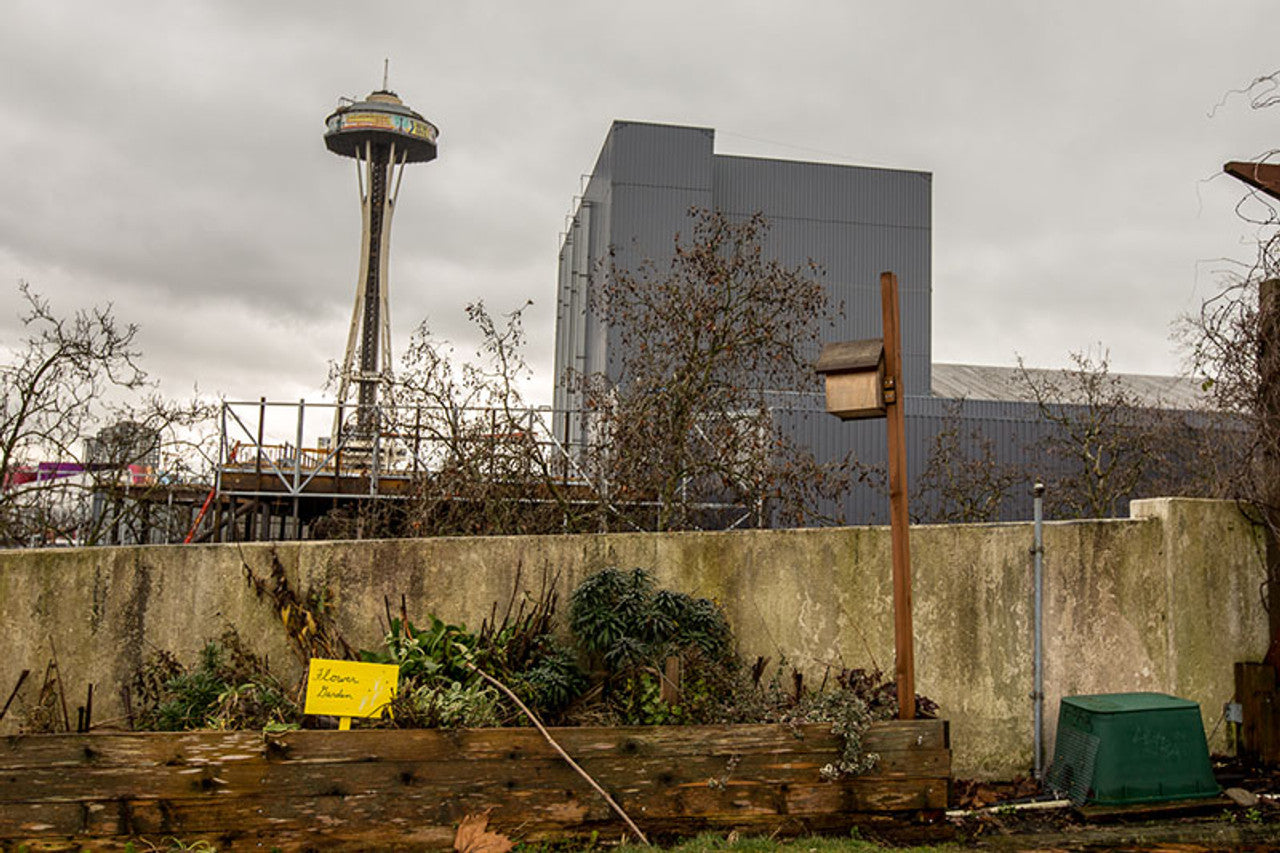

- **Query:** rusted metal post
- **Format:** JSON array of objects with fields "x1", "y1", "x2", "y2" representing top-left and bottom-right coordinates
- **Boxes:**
[{"x1": 880, "y1": 271, "x2": 916, "y2": 719}]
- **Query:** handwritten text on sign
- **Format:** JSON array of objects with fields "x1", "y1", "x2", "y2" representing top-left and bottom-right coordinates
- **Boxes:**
[{"x1": 304, "y1": 659, "x2": 399, "y2": 719}]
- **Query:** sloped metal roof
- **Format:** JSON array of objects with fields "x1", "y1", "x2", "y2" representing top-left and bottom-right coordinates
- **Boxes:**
[{"x1": 930, "y1": 362, "x2": 1207, "y2": 410}]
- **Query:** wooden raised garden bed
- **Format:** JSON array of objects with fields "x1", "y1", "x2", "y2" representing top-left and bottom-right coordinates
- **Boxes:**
[{"x1": 1, "y1": 719, "x2": 949, "y2": 851}]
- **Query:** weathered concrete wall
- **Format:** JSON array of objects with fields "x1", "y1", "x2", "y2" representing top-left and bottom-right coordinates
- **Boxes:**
[{"x1": 0, "y1": 498, "x2": 1267, "y2": 779}]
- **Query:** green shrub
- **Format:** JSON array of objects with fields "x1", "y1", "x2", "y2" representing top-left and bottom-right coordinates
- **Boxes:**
[
  {"x1": 567, "y1": 567, "x2": 739, "y2": 726},
  {"x1": 133, "y1": 630, "x2": 299, "y2": 731}
]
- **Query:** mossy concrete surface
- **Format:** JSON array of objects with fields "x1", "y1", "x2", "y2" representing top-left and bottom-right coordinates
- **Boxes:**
[{"x1": 0, "y1": 498, "x2": 1267, "y2": 779}]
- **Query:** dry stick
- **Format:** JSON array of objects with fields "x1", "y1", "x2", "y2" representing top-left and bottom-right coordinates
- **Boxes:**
[
  {"x1": 48, "y1": 643, "x2": 71, "y2": 733},
  {"x1": 466, "y1": 662, "x2": 650, "y2": 846},
  {"x1": 0, "y1": 669, "x2": 30, "y2": 722}
]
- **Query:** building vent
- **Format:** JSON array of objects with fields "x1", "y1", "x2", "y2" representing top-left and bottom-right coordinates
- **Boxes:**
[{"x1": 1046, "y1": 693, "x2": 1220, "y2": 806}]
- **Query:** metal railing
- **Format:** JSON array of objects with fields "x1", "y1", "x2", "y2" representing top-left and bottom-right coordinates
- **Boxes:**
[
  {"x1": 216, "y1": 399, "x2": 593, "y2": 501},
  {"x1": 213, "y1": 398, "x2": 771, "y2": 532}
]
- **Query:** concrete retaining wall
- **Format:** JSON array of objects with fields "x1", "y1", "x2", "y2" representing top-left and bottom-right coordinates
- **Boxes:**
[{"x1": 0, "y1": 498, "x2": 1268, "y2": 779}]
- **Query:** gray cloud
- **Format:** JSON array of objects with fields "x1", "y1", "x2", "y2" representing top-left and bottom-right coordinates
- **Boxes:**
[{"x1": 0, "y1": 0, "x2": 1275, "y2": 409}]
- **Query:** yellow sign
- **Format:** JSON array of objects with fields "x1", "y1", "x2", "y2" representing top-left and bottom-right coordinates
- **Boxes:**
[{"x1": 305, "y1": 659, "x2": 399, "y2": 720}]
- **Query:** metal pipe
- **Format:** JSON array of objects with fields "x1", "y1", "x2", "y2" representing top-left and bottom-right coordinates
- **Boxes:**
[
  {"x1": 1032, "y1": 480, "x2": 1046, "y2": 779},
  {"x1": 293, "y1": 398, "x2": 305, "y2": 539}
]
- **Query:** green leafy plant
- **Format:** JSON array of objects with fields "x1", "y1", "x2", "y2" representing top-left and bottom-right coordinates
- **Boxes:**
[
  {"x1": 568, "y1": 567, "x2": 737, "y2": 725},
  {"x1": 509, "y1": 644, "x2": 585, "y2": 717},
  {"x1": 361, "y1": 581, "x2": 586, "y2": 726},
  {"x1": 570, "y1": 568, "x2": 733, "y2": 664},
  {"x1": 133, "y1": 630, "x2": 300, "y2": 732},
  {"x1": 361, "y1": 612, "x2": 480, "y2": 685},
  {"x1": 391, "y1": 680, "x2": 503, "y2": 729}
]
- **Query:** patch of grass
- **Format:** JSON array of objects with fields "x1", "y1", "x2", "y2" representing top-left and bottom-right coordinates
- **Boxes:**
[{"x1": 608, "y1": 832, "x2": 959, "y2": 852}]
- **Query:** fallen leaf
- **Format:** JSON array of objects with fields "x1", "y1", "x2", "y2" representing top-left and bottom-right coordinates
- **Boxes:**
[{"x1": 454, "y1": 811, "x2": 514, "y2": 853}]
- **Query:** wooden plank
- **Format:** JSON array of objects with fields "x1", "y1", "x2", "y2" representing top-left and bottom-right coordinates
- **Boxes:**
[
  {"x1": 0, "y1": 723, "x2": 950, "y2": 848},
  {"x1": 0, "y1": 720, "x2": 949, "y2": 769},
  {"x1": 0, "y1": 729, "x2": 267, "y2": 770},
  {"x1": 0, "y1": 776, "x2": 948, "y2": 841},
  {"x1": 863, "y1": 720, "x2": 949, "y2": 751},
  {"x1": 1225, "y1": 161, "x2": 1280, "y2": 202},
  {"x1": 0, "y1": 745, "x2": 948, "y2": 806}
]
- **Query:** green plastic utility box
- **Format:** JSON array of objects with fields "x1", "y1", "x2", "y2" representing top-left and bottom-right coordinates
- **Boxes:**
[{"x1": 1046, "y1": 692, "x2": 1220, "y2": 806}]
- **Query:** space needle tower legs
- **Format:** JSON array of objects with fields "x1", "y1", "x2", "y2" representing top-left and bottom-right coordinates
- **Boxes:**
[
  {"x1": 324, "y1": 87, "x2": 439, "y2": 448},
  {"x1": 336, "y1": 140, "x2": 408, "y2": 436}
]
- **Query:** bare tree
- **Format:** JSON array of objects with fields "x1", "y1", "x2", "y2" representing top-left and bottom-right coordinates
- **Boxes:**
[
  {"x1": 0, "y1": 284, "x2": 214, "y2": 546},
  {"x1": 78, "y1": 396, "x2": 219, "y2": 545},
  {"x1": 575, "y1": 208, "x2": 851, "y2": 531},
  {"x1": 912, "y1": 399, "x2": 1020, "y2": 524},
  {"x1": 379, "y1": 302, "x2": 583, "y2": 537},
  {"x1": 1178, "y1": 66, "x2": 1280, "y2": 662},
  {"x1": 1014, "y1": 348, "x2": 1221, "y2": 520},
  {"x1": 1181, "y1": 226, "x2": 1280, "y2": 663},
  {"x1": 317, "y1": 210, "x2": 854, "y2": 536}
]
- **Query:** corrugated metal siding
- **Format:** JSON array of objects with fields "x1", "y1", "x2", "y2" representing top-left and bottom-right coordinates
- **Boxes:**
[
  {"x1": 712, "y1": 155, "x2": 932, "y2": 396},
  {"x1": 607, "y1": 121, "x2": 714, "y2": 190},
  {"x1": 770, "y1": 394, "x2": 1064, "y2": 525},
  {"x1": 713, "y1": 155, "x2": 930, "y2": 227},
  {"x1": 604, "y1": 122, "x2": 714, "y2": 381},
  {"x1": 606, "y1": 184, "x2": 715, "y2": 273}
]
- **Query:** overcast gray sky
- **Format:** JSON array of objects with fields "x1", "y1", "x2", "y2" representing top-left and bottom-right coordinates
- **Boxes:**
[{"x1": 1, "y1": 1, "x2": 1275, "y2": 410}]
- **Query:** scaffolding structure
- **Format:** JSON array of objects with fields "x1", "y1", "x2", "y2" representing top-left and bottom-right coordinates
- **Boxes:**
[{"x1": 197, "y1": 398, "x2": 763, "y2": 542}]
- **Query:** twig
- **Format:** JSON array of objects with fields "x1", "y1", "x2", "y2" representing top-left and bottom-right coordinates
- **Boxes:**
[
  {"x1": 49, "y1": 642, "x2": 71, "y2": 732},
  {"x1": 0, "y1": 670, "x2": 30, "y2": 722},
  {"x1": 945, "y1": 799, "x2": 1072, "y2": 818},
  {"x1": 466, "y1": 662, "x2": 650, "y2": 845}
]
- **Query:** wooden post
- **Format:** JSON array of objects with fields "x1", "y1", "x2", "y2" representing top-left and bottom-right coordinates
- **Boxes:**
[{"x1": 880, "y1": 271, "x2": 916, "y2": 720}]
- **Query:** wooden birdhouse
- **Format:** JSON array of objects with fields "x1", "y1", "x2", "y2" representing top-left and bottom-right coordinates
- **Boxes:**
[{"x1": 815, "y1": 339, "x2": 887, "y2": 420}]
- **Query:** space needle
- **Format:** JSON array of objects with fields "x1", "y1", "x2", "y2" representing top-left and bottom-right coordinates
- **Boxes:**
[{"x1": 324, "y1": 78, "x2": 439, "y2": 442}]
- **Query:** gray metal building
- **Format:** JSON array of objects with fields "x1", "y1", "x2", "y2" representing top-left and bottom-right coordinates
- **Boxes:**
[{"x1": 553, "y1": 121, "x2": 1200, "y2": 524}]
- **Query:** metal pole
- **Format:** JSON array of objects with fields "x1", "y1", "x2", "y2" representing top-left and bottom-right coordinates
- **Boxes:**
[
  {"x1": 880, "y1": 271, "x2": 916, "y2": 720},
  {"x1": 254, "y1": 398, "x2": 266, "y2": 481},
  {"x1": 1033, "y1": 480, "x2": 1046, "y2": 779},
  {"x1": 293, "y1": 399, "x2": 305, "y2": 539},
  {"x1": 216, "y1": 402, "x2": 226, "y2": 500}
]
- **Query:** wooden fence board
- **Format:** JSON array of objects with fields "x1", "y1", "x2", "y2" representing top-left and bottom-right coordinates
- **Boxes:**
[
  {"x1": 0, "y1": 721, "x2": 950, "y2": 850},
  {"x1": 0, "y1": 746, "x2": 950, "y2": 806},
  {"x1": 0, "y1": 778, "x2": 948, "y2": 837},
  {"x1": 1, "y1": 720, "x2": 948, "y2": 769}
]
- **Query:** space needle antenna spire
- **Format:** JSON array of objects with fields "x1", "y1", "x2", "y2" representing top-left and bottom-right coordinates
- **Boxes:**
[{"x1": 323, "y1": 80, "x2": 439, "y2": 447}]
